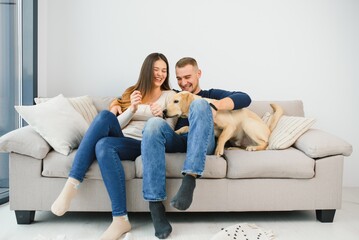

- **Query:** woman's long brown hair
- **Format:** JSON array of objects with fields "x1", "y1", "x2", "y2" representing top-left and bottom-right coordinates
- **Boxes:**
[{"x1": 119, "y1": 53, "x2": 171, "y2": 111}]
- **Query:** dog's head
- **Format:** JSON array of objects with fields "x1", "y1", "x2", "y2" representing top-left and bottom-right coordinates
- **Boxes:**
[{"x1": 164, "y1": 91, "x2": 198, "y2": 118}]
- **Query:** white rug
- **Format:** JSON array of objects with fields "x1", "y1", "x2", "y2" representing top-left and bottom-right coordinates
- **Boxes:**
[{"x1": 210, "y1": 223, "x2": 276, "y2": 240}]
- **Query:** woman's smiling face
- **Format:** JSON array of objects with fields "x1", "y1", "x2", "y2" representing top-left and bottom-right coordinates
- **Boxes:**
[{"x1": 152, "y1": 59, "x2": 167, "y2": 88}]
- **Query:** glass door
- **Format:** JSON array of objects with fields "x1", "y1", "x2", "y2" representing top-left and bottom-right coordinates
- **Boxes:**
[
  {"x1": 0, "y1": 0, "x2": 17, "y2": 205},
  {"x1": 0, "y1": 0, "x2": 36, "y2": 205}
]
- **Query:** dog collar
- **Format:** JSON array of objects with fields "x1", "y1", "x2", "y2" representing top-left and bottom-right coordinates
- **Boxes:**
[{"x1": 209, "y1": 103, "x2": 218, "y2": 111}]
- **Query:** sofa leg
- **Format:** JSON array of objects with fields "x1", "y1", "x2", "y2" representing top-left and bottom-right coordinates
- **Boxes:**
[
  {"x1": 15, "y1": 210, "x2": 35, "y2": 224},
  {"x1": 316, "y1": 209, "x2": 336, "y2": 223}
]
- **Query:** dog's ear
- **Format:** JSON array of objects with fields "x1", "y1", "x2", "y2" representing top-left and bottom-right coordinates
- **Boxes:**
[{"x1": 180, "y1": 92, "x2": 194, "y2": 116}]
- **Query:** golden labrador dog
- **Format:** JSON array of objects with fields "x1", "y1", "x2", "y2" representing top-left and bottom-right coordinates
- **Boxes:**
[{"x1": 164, "y1": 91, "x2": 283, "y2": 156}]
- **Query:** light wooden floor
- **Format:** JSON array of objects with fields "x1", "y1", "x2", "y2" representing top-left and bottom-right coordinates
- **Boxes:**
[{"x1": 0, "y1": 187, "x2": 358, "y2": 240}]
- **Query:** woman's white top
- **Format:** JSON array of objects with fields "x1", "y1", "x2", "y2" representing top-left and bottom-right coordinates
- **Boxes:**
[{"x1": 117, "y1": 90, "x2": 177, "y2": 140}]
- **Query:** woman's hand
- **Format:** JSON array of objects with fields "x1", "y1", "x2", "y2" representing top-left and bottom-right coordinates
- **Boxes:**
[
  {"x1": 130, "y1": 90, "x2": 142, "y2": 113},
  {"x1": 150, "y1": 102, "x2": 163, "y2": 117},
  {"x1": 110, "y1": 105, "x2": 122, "y2": 116}
]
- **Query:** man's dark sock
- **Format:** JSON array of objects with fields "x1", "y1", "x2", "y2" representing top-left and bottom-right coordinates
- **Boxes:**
[
  {"x1": 170, "y1": 174, "x2": 196, "y2": 210},
  {"x1": 149, "y1": 201, "x2": 172, "y2": 239}
]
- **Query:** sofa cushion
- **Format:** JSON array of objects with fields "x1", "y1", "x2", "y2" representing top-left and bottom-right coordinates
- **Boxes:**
[
  {"x1": 0, "y1": 125, "x2": 51, "y2": 159},
  {"x1": 294, "y1": 129, "x2": 353, "y2": 158},
  {"x1": 41, "y1": 150, "x2": 136, "y2": 180},
  {"x1": 248, "y1": 100, "x2": 304, "y2": 117},
  {"x1": 91, "y1": 96, "x2": 116, "y2": 112},
  {"x1": 15, "y1": 94, "x2": 89, "y2": 156},
  {"x1": 135, "y1": 153, "x2": 227, "y2": 179},
  {"x1": 225, "y1": 148, "x2": 315, "y2": 179},
  {"x1": 35, "y1": 95, "x2": 98, "y2": 125},
  {"x1": 266, "y1": 115, "x2": 316, "y2": 150}
]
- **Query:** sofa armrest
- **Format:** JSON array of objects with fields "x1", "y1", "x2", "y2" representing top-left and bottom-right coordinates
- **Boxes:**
[
  {"x1": 0, "y1": 126, "x2": 51, "y2": 159},
  {"x1": 294, "y1": 128, "x2": 352, "y2": 158}
]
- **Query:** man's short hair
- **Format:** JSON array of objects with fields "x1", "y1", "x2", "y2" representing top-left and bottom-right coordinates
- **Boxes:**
[{"x1": 176, "y1": 57, "x2": 198, "y2": 68}]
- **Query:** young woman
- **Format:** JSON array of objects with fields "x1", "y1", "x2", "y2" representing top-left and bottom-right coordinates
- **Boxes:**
[{"x1": 51, "y1": 53, "x2": 177, "y2": 240}]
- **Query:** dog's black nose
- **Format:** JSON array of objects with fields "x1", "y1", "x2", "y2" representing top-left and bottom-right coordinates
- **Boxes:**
[{"x1": 162, "y1": 109, "x2": 167, "y2": 119}]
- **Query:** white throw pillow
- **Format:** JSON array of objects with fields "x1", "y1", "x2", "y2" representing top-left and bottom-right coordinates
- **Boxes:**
[
  {"x1": 15, "y1": 94, "x2": 89, "y2": 155},
  {"x1": 267, "y1": 115, "x2": 316, "y2": 150},
  {"x1": 35, "y1": 95, "x2": 98, "y2": 124}
]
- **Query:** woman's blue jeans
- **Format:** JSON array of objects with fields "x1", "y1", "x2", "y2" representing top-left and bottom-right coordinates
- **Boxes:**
[
  {"x1": 141, "y1": 99, "x2": 215, "y2": 201},
  {"x1": 69, "y1": 110, "x2": 141, "y2": 216}
]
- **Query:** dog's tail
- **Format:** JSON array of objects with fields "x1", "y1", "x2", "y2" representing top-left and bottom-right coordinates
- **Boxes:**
[{"x1": 266, "y1": 103, "x2": 284, "y2": 131}]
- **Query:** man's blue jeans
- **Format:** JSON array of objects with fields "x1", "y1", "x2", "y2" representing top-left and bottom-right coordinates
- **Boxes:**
[
  {"x1": 141, "y1": 99, "x2": 215, "y2": 201},
  {"x1": 69, "y1": 110, "x2": 141, "y2": 216}
]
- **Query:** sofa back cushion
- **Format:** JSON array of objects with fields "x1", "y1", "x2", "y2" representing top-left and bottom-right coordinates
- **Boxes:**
[
  {"x1": 91, "y1": 96, "x2": 117, "y2": 112},
  {"x1": 91, "y1": 97, "x2": 305, "y2": 118},
  {"x1": 248, "y1": 100, "x2": 304, "y2": 117}
]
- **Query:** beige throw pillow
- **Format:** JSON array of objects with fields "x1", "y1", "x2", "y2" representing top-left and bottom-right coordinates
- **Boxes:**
[
  {"x1": 15, "y1": 94, "x2": 89, "y2": 155},
  {"x1": 0, "y1": 126, "x2": 51, "y2": 159},
  {"x1": 35, "y1": 95, "x2": 98, "y2": 124},
  {"x1": 267, "y1": 115, "x2": 316, "y2": 150}
]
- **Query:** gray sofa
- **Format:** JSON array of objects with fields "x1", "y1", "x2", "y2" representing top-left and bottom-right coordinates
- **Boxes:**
[{"x1": 0, "y1": 98, "x2": 353, "y2": 224}]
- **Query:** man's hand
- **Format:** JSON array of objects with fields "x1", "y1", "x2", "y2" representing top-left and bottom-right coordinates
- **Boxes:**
[
  {"x1": 130, "y1": 90, "x2": 142, "y2": 113},
  {"x1": 210, "y1": 97, "x2": 234, "y2": 117}
]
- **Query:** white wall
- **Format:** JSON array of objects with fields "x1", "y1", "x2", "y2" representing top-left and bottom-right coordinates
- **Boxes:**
[{"x1": 38, "y1": 0, "x2": 358, "y2": 186}]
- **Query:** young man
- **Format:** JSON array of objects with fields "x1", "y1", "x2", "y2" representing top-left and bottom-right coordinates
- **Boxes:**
[{"x1": 141, "y1": 57, "x2": 251, "y2": 239}]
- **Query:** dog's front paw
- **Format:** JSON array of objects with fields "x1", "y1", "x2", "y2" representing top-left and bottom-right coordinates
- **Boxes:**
[
  {"x1": 245, "y1": 146, "x2": 257, "y2": 151},
  {"x1": 175, "y1": 126, "x2": 189, "y2": 135},
  {"x1": 215, "y1": 146, "x2": 224, "y2": 156}
]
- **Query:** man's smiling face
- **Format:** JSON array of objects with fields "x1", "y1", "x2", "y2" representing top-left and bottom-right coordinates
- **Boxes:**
[{"x1": 176, "y1": 64, "x2": 201, "y2": 94}]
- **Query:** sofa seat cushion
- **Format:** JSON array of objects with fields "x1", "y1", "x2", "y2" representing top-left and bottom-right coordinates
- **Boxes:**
[
  {"x1": 225, "y1": 147, "x2": 315, "y2": 179},
  {"x1": 42, "y1": 150, "x2": 136, "y2": 180},
  {"x1": 135, "y1": 153, "x2": 227, "y2": 178}
]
